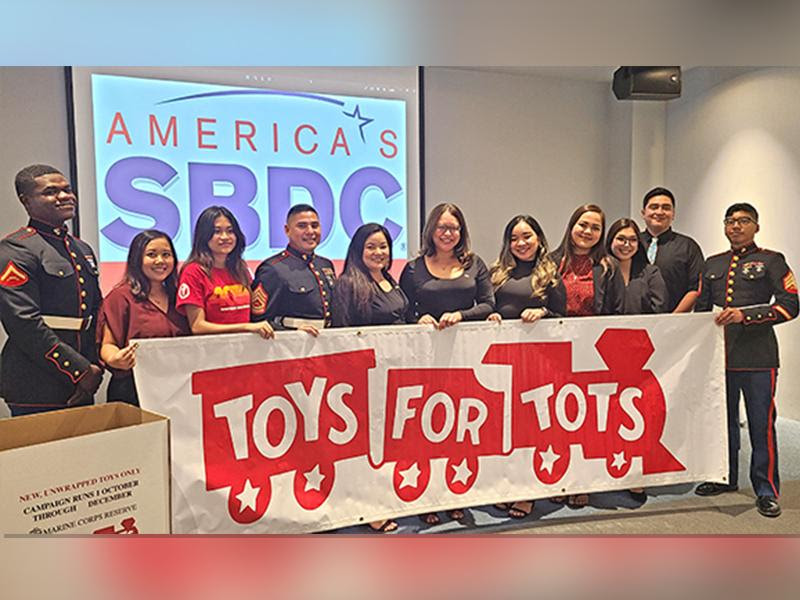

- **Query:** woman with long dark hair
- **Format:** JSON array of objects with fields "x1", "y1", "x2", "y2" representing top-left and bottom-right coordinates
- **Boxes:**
[
  {"x1": 177, "y1": 206, "x2": 273, "y2": 338},
  {"x1": 551, "y1": 204, "x2": 624, "y2": 318},
  {"x1": 606, "y1": 218, "x2": 667, "y2": 315},
  {"x1": 606, "y1": 217, "x2": 668, "y2": 505},
  {"x1": 399, "y1": 203, "x2": 494, "y2": 526},
  {"x1": 331, "y1": 223, "x2": 408, "y2": 532},
  {"x1": 98, "y1": 229, "x2": 189, "y2": 406},
  {"x1": 400, "y1": 203, "x2": 495, "y2": 328},
  {"x1": 488, "y1": 214, "x2": 566, "y2": 323},
  {"x1": 550, "y1": 204, "x2": 624, "y2": 508},
  {"x1": 486, "y1": 214, "x2": 566, "y2": 519},
  {"x1": 332, "y1": 222, "x2": 408, "y2": 328}
]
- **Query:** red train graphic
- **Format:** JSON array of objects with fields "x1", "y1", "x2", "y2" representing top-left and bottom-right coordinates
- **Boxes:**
[{"x1": 192, "y1": 349, "x2": 375, "y2": 523}]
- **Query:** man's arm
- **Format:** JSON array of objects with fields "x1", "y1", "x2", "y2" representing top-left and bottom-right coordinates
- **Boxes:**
[
  {"x1": 675, "y1": 239, "x2": 705, "y2": 313},
  {"x1": 251, "y1": 261, "x2": 287, "y2": 330}
]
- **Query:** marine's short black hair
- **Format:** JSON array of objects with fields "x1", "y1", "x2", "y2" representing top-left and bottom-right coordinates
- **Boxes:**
[
  {"x1": 14, "y1": 164, "x2": 63, "y2": 198},
  {"x1": 725, "y1": 202, "x2": 759, "y2": 222},
  {"x1": 286, "y1": 203, "x2": 318, "y2": 221}
]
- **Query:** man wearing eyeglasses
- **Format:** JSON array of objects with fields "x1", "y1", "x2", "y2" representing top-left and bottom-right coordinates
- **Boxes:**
[
  {"x1": 694, "y1": 203, "x2": 798, "y2": 518},
  {"x1": 0, "y1": 164, "x2": 103, "y2": 416}
]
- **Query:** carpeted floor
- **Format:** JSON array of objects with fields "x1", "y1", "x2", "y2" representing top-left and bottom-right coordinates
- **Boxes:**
[{"x1": 334, "y1": 417, "x2": 800, "y2": 535}]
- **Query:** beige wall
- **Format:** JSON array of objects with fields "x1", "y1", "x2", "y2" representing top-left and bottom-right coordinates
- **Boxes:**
[
  {"x1": 664, "y1": 67, "x2": 800, "y2": 419},
  {"x1": 423, "y1": 67, "x2": 632, "y2": 262}
]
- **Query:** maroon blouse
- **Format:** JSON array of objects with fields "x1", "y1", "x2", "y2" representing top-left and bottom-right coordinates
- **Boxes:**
[
  {"x1": 562, "y1": 254, "x2": 595, "y2": 316},
  {"x1": 98, "y1": 282, "x2": 190, "y2": 378}
]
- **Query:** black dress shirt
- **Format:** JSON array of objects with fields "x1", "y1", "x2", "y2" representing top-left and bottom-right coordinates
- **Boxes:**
[{"x1": 641, "y1": 228, "x2": 704, "y2": 312}]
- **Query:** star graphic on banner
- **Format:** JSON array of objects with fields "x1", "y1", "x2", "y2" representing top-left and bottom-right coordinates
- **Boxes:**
[
  {"x1": 538, "y1": 445, "x2": 561, "y2": 475},
  {"x1": 235, "y1": 478, "x2": 259, "y2": 513},
  {"x1": 342, "y1": 104, "x2": 374, "y2": 142},
  {"x1": 398, "y1": 462, "x2": 421, "y2": 489},
  {"x1": 450, "y1": 458, "x2": 472, "y2": 485},
  {"x1": 611, "y1": 451, "x2": 627, "y2": 471},
  {"x1": 304, "y1": 464, "x2": 326, "y2": 492}
]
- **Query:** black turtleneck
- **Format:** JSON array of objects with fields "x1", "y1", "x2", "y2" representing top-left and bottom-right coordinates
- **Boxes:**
[{"x1": 493, "y1": 260, "x2": 566, "y2": 319}]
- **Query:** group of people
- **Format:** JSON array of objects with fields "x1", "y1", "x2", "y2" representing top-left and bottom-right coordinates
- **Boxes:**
[{"x1": 0, "y1": 163, "x2": 796, "y2": 530}]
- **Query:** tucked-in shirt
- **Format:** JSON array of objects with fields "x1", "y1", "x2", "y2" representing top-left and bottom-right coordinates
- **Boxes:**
[
  {"x1": 176, "y1": 263, "x2": 252, "y2": 324},
  {"x1": 494, "y1": 260, "x2": 566, "y2": 319},
  {"x1": 399, "y1": 255, "x2": 495, "y2": 322},
  {"x1": 641, "y1": 228, "x2": 704, "y2": 312},
  {"x1": 562, "y1": 255, "x2": 595, "y2": 316}
]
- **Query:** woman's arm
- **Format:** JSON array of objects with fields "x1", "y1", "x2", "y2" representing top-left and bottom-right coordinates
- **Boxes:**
[
  {"x1": 458, "y1": 257, "x2": 496, "y2": 321},
  {"x1": 185, "y1": 305, "x2": 274, "y2": 338},
  {"x1": 546, "y1": 278, "x2": 567, "y2": 317},
  {"x1": 99, "y1": 323, "x2": 137, "y2": 370}
]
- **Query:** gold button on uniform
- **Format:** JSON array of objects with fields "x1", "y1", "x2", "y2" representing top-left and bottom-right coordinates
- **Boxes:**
[
  {"x1": 81, "y1": 303, "x2": 87, "y2": 310},
  {"x1": 79, "y1": 277, "x2": 85, "y2": 284},
  {"x1": 74, "y1": 370, "x2": 80, "y2": 376},
  {"x1": 53, "y1": 352, "x2": 60, "y2": 358},
  {"x1": 76, "y1": 265, "x2": 81, "y2": 271},
  {"x1": 70, "y1": 252, "x2": 77, "y2": 258},
  {"x1": 726, "y1": 296, "x2": 733, "y2": 302},
  {"x1": 81, "y1": 290, "x2": 87, "y2": 297},
  {"x1": 64, "y1": 360, "x2": 70, "y2": 367}
]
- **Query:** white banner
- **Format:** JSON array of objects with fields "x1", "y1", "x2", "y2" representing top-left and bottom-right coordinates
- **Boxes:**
[{"x1": 134, "y1": 313, "x2": 727, "y2": 533}]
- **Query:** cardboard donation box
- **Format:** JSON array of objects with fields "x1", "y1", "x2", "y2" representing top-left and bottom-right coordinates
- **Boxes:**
[{"x1": 0, "y1": 403, "x2": 170, "y2": 535}]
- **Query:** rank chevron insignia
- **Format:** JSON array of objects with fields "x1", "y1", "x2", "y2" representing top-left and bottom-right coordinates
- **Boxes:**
[
  {"x1": 251, "y1": 283, "x2": 267, "y2": 315},
  {"x1": 0, "y1": 260, "x2": 29, "y2": 287},
  {"x1": 783, "y1": 271, "x2": 797, "y2": 294}
]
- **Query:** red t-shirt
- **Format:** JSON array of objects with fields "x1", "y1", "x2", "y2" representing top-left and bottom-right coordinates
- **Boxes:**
[{"x1": 176, "y1": 263, "x2": 252, "y2": 324}]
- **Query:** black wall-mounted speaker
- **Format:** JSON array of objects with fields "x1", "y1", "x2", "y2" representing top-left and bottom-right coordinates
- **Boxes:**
[{"x1": 612, "y1": 66, "x2": 681, "y2": 100}]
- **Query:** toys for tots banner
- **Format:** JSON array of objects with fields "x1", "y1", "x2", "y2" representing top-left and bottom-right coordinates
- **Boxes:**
[{"x1": 134, "y1": 314, "x2": 726, "y2": 533}]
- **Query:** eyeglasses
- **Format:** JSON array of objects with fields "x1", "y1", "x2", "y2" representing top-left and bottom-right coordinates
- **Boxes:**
[
  {"x1": 435, "y1": 225, "x2": 461, "y2": 234},
  {"x1": 613, "y1": 236, "x2": 639, "y2": 246},
  {"x1": 723, "y1": 216, "x2": 756, "y2": 227}
]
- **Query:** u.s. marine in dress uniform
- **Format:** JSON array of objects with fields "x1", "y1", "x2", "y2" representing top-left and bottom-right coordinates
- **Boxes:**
[
  {"x1": 0, "y1": 165, "x2": 103, "y2": 416},
  {"x1": 251, "y1": 204, "x2": 335, "y2": 335},
  {"x1": 694, "y1": 203, "x2": 798, "y2": 518}
]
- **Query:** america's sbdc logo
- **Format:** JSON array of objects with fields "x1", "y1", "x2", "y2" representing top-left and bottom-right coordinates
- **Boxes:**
[{"x1": 93, "y1": 74, "x2": 409, "y2": 264}]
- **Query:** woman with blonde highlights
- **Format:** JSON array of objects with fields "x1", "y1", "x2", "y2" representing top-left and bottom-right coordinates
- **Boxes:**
[
  {"x1": 486, "y1": 215, "x2": 566, "y2": 519},
  {"x1": 488, "y1": 214, "x2": 566, "y2": 324}
]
